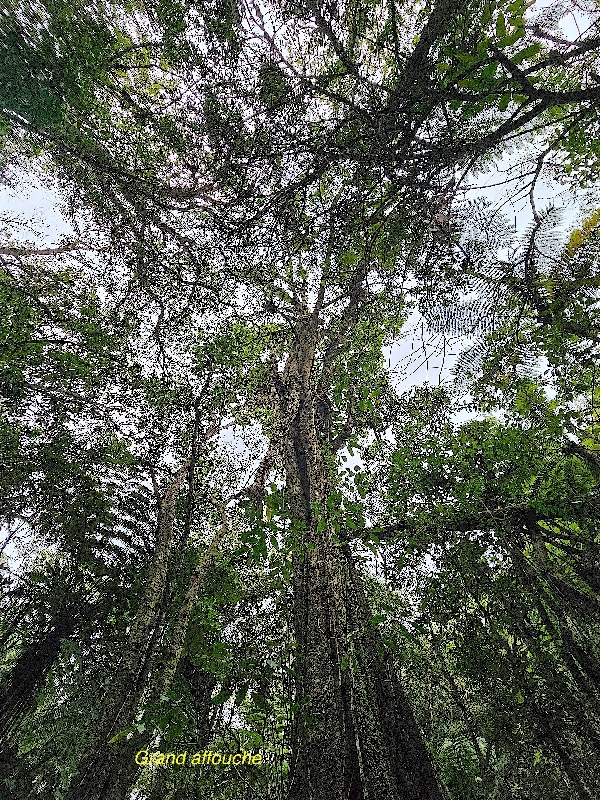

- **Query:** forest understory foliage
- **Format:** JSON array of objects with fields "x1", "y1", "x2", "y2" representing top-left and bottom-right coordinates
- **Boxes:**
[{"x1": 1, "y1": 0, "x2": 600, "y2": 798}]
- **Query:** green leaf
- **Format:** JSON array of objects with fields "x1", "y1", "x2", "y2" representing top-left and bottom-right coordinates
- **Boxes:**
[
  {"x1": 458, "y1": 79, "x2": 482, "y2": 90},
  {"x1": 234, "y1": 686, "x2": 249, "y2": 706},
  {"x1": 456, "y1": 53, "x2": 479, "y2": 65},
  {"x1": 210, "y1": 688, "x2": 234, "y2": 706},
  {"x1": 496, "y1": 13, "x2": 506, "y2": 39},
  {"x1": 500, "y1": 26, "x2": 525, "y2": 47},
  {"x1": 512, "y1": 44, "x2": 541, "y2": 65},
  {"x1": 108, "y1": 726, "x2": 135, "y2": 745},
  {"x1": 480, "y1": 62, "x2": 498, "y2": 80}
]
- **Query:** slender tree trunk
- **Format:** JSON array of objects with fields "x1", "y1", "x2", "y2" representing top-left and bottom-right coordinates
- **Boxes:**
[
  {"x1": 64, "y1": 460, "x2": 191, "y2": 800},
  {"x1": 145, "y1": 660, "x2": 217, "y2": 800},
  {"x1": 64, "y1": 455, "x2": 225, "y2": 800}
]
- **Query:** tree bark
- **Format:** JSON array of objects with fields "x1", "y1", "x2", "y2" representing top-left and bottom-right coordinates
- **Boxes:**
[{"x1": 278, "y1": 358, "x2": 444, "y2": 800}]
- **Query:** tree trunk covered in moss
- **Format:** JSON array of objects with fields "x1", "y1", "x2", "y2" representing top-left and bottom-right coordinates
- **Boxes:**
[{"x1": 277, "y1": 324, "x2": 443, "y2": 800}]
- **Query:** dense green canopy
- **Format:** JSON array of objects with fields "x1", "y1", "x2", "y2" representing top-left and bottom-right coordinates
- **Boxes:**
[{"x1": 1, "y1": 1, "x2": 599, "y2": 799}]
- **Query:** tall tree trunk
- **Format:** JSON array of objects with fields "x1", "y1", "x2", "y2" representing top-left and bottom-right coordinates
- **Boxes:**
[{"x1": 282, "y1": 388, "x2": 444, "y2": 800}]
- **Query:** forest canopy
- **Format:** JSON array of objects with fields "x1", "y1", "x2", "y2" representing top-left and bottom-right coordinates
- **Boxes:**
[{"x1": 1, "y1": 1, "x2": 600, "y2": 799}]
